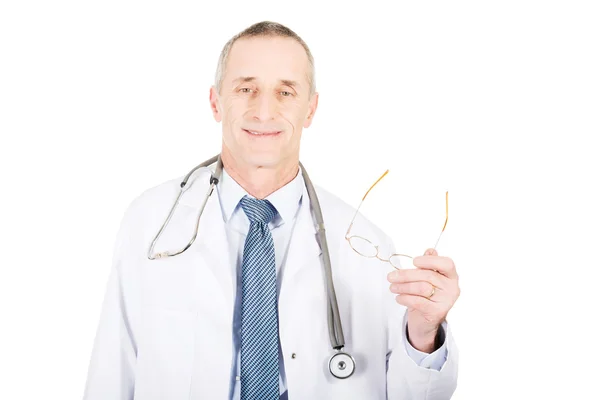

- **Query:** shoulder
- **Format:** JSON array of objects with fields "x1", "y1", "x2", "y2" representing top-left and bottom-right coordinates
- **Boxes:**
[
  {"x1": 122, "y1": 176, "x2": 182, "y2": 222},
  {"x1": 122, "y1": 167, "x2": 213, "y2": 221},
  {"x1": 109, "y1": 176, "x2": 182, "y2": 250}
]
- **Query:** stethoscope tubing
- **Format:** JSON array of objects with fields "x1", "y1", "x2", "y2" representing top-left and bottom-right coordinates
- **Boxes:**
[{"x1": 148, "y1": 154, "x2": 353, "y2": 378}]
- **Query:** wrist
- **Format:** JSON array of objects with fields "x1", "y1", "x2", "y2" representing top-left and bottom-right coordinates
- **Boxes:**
[{"x1": 407, "y1": 324, "x2": 439, "y2": 353}]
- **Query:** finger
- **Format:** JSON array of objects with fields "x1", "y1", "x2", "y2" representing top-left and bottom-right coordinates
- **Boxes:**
[
  {"x1": 387, "y1": 268, "x2": 448, "y2": 288},
  {"x1": 395, "y1": 294, "x2": 435, "y2": 313},
  {"x1": 412, "y1": 255, "x2": 457, "y2": 279},
  {"x1": 389, "y1": 282, "x2": 442, "y2": 301}
]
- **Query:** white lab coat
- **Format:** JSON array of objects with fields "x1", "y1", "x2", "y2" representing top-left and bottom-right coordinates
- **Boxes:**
[{"x1": 83, "y1": 165, "x2": 458, "y2": 400}]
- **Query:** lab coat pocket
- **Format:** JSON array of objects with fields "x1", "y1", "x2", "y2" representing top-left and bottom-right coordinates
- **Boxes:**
[{"x1": 133, "y1": 307, "x2": 196, "y2": 400}]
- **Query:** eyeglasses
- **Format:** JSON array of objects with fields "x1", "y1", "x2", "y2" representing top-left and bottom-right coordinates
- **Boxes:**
[{"x1": 345, "y1": 170, "x2": 448, "y2": 270}]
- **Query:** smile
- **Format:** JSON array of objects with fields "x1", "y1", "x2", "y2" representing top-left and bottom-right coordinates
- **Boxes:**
[{"x1": 243, "y1": 129, "x2": 282, "y2": 137}]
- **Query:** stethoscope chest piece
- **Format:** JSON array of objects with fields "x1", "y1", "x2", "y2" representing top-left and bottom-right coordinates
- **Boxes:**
[{"x1": 328, "y1": 350, "x2": 356, "y2": 379}]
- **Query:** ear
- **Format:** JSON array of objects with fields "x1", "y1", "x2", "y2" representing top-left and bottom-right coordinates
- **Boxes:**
[
  {"x1": 303, "y1": 92, "x2": 319, "y2": 129},
  {"x1": 209, "y1": 86, "x2": 222, "y2": 122}
]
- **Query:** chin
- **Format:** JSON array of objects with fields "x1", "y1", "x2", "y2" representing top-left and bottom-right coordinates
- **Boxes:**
[{"x1": 243, "y1": 152, "x2": 283, "y2": 168}]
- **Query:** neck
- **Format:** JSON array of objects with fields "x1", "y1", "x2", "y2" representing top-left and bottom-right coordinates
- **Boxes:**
[{"x1": 221, "y1": 146, "x2": 299, "y2": 200}]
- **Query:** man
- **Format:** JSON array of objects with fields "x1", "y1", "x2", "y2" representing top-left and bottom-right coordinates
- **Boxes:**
[{"x1": 84, "y1": 21, "x2": 460, "y2": 399}]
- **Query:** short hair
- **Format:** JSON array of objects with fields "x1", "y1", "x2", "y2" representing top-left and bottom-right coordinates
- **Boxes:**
[{"x1": 214, "y1": 21, "x2": 316, "y2": 96}]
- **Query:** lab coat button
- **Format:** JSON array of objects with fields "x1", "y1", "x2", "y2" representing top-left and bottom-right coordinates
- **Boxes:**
[
  {"x1": 291, "y1": 353, "x2": 297, "y2": 359},
  {"x1": 236, "y1": 375, "x2": 240, "y2": 381}
]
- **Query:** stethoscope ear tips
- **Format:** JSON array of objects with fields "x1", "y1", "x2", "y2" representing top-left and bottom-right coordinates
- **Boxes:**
[{"x1": 328, "y1": 351, "x2": 356, "y2": 379}]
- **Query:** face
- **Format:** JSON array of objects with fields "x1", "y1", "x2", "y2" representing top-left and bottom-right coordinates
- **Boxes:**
[{"x1": 209, "y1": 36, "x2": 318, "y2": 170}]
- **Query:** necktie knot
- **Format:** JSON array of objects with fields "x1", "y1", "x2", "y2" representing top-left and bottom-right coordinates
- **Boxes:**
[{"x1": 240, "y1": 195, "x2": 278, "y2": 224}]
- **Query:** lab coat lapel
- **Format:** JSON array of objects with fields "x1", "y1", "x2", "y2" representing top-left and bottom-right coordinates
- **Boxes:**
[
  {"x1": 279, "y1": 184, "x2": 323, "y2": 330},
  {"x1": 193, "y1": 191, "x2": 237, "y2": 398},
  {"x1": 177, "y1": 171, "x2": 235, "y2": 398},
  {"x1": 279, "y1": 185, "x2": 337, "y2": 399},
  {"x1": 179, "y1": 173, "x2": 234, "y2": 316}
]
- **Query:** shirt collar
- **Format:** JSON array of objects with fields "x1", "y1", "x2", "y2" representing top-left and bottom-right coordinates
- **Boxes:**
[{"x1": 218, "y1": 166, "x2": 304, "y2": 225}]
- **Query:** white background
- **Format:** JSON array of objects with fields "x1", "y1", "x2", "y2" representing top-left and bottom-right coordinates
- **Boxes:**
[{"x1": 1, "y1": 1, "x2": 599, "y2": 399}]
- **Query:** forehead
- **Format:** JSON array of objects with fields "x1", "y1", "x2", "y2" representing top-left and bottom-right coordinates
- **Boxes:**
[{"x1": 225, "y1": 36, "x2": 310, "y2": 87}]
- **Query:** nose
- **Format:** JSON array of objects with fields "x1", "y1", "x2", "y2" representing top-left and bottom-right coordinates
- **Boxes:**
[{"x1": 251, "y1": 91, "x2": 278, "y2": 122}]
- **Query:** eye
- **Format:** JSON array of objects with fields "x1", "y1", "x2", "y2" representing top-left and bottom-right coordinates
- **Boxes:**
[
  {"x1": 240, "y1": 88, "x2": 254, "y2": 93},
  {"x1": 280, "y1": 91, "x2": 293, "y2": 97}
]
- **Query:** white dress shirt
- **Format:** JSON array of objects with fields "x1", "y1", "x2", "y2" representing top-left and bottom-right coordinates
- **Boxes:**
[{"x1": 216, "y1": 166, "x2": 448, "y2": 400}]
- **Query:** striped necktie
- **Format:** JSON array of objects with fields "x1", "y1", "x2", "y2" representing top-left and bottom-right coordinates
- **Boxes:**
[{"x1": 239, "y1": 195, "x2": 279, "y2": 399}]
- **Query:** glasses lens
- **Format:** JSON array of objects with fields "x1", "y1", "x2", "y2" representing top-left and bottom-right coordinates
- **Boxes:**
[
  {"x1": 389, "y1": 254, "x2": 412, "y2": 269},
  {"x1": 348, "y1": 236, "x2": 378, "y2": 257}
]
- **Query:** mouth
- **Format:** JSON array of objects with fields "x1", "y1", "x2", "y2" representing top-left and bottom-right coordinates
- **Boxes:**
[{"x1": 243, "y1": 129, "x2": 282, "y2": 137}]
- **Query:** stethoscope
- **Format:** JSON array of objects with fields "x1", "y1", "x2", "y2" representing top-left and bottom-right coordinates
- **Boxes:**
[{"x1": 147, "y1": 154, "x2": 356, "y2": 379}]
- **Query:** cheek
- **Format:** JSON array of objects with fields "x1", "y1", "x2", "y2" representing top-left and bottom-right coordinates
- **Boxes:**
[
  {"x1": 284, "y1": 104, "x2": 309, "y2": 130},
  {"x1": 222, "y1": 103, "x2": 243, "y2": 129}
]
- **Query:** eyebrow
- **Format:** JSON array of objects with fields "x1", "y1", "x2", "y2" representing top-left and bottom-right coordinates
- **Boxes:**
[{"x1": 233, "y1": 76, "x2": 301, "y2": 88}]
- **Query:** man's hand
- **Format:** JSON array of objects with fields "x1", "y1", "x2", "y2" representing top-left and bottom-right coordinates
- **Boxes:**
[{"x1": 387, "y1": 248, "x2": 460, "y2": 353}]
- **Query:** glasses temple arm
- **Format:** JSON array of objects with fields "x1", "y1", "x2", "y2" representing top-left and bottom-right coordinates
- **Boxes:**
[
  {"x1": 433, "y1": 191, "x2": 449, "y2": 250},
  {"x1": 346, "y1": 170, "x2": 389, "y2": 238},
  {"x1": 346, "y1": 200, "x2": 364, "y2": 237}
]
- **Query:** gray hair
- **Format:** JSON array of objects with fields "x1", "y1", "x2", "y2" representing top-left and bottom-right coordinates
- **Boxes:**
[{"x1": 214, "y1": 21, "x2": 316, "y2": 96}]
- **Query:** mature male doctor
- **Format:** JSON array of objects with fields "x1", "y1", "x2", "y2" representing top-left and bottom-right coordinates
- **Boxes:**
[{"x1": 83, "y1": 21, "x2": 460, "y2": 399}]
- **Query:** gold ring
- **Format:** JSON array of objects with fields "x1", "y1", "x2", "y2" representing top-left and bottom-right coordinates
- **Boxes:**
[{"x1": 428, "y1": 285, "x2": 436, "y2": 299}]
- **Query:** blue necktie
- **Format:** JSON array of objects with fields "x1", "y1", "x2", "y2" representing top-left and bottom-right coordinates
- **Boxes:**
[{"x1": 240, "y1": 195, "x2": 279, "y2": 399}]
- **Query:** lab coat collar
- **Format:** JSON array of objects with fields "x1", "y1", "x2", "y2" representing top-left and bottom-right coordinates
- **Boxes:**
[{"x1": 177, "y1": 165, "x2": 322, "y2": 324}]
